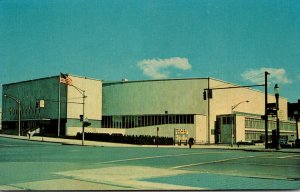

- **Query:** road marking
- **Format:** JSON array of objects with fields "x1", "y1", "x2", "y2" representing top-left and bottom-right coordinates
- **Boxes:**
[
  {"x1": 0, "y1": 144, "x2": 23, "y2": 147},
  {"x1": 171, "y1": 155, "x2": 265, "y2": 169},
  {"x1": 69, "y1": 150, "x2": 80, "y2": 152},
  {"x1": 100, "y1": 151, "x2": 229, "y2": 164},
  {"x1": 278, "y1": 155, "x2": 300, "y2": 159},
  {"x1": 225, "y1": 162, "x2": 300, "y2": 168}
]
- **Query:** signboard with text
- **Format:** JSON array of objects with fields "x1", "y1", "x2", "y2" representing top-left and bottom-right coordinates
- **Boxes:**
[{"x1": 174, "y1": 128, "x2": 189, "y2": 145}]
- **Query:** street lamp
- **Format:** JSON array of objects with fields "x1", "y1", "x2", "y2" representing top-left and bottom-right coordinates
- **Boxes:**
[
  {"x1": 231, "y1": 100, "x2": 249, "y2": 147},
  {"x1": 3, "y1": 94, "x2": 21, "y2": 136},
  {"x1": 274, "y1": 84, "x2": 280, "y2": 150}
]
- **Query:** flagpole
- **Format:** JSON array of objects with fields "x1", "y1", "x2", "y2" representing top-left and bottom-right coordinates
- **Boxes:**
[{"x1": 58, "y1": 75, "x2": 61, "y2": 137}]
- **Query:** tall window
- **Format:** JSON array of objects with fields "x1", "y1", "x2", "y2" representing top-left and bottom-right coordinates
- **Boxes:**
[{"x1": 102, "y1": 114, "x2": 195, "y2": 128}]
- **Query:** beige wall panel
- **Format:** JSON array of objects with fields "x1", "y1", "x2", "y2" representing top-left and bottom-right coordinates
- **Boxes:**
[
  {"x1": 195, "y1": 115, "x2": 207, "y2": 144},
  {"x1": 125, "y1": 124, "x2": 195, "y2": 139},
  {"x1": 209, "y1": 79, "x2": 288, "y2": 143},
  {"x1": 67, "y1": 75, "x2": 102, "y2": 121},
  {"x1": 235, "y1": 115, "x2": 246, "y2": 142},
  {"x1": 103, "y1": 79, "x2": 208, "y2": 116}
]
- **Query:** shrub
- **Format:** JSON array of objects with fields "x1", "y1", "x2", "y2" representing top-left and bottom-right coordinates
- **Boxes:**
[{"x1": 75, "y1": 132, "x2": 174, "y2": 145}]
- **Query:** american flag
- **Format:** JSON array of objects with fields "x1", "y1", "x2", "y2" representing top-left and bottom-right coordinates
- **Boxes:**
[{"x1": 60, "y1": 73, "x2": 73, "y2": 86}]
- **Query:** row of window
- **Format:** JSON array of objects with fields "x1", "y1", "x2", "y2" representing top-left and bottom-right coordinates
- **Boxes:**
[
  {"x1": 245, "y1": 131, "x2": 262, "y2": 141},
  {"x1": 222, "y1": 116, "x2": 234, "y2": 124},
  {"x1": 8, "y1": 107, "x2": 41, "y2": 116},
  {"x1": 245, "y1": 118, "x2": 296, "y2": 131},
  {"x1": 102, "y1": 114, "x2": 195, "y2": 128},
  {"x1": 245, "y1": 130, "x2": 294, "y2": 142}
]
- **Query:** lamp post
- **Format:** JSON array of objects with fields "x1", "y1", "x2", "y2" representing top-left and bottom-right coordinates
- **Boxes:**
[
  {"x1": 274, "y1": 84, "x2": 280, "y2": 150},
  {"x1": 231, "y1": 100, "x2": 249, "y2": 147},
  {"x1": 156, "y1": 127, "x2": 159, "y2": 148},
  {"x1": 82, "y1": 90, "x2": 86, "y2": 146},
  {"x1": 4, "y1": 94, "x2": 21, "y2": 136},
  {"x1": 294, "y1": 111, "x2": 299, "y2": 141}
]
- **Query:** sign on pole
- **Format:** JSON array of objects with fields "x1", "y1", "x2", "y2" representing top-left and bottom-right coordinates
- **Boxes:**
[{"x1": 174, "y1": 128, "x2": 189, "y2": 145}]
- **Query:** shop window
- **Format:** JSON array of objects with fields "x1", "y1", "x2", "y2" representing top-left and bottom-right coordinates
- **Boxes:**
[{"x1": 223, "y1": 116, "x2": 234, "y2": 124}]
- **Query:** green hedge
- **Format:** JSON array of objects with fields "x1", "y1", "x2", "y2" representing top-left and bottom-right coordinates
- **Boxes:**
[{"x1": 76, "y1": 132, "x2": 174, "y2": 145}]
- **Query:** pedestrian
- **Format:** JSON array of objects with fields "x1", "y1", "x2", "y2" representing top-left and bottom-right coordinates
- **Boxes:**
[
  {"x1": 188, "y1": 137, "x2": 195, "y2": 148},
  {"x1": 27, "y1": 130, "x2": 31, "y2": 139}
]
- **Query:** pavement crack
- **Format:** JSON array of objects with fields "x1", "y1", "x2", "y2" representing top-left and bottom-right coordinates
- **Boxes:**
[{"x1": 61, "y1": 175, "x2": 134, "y2": 189}]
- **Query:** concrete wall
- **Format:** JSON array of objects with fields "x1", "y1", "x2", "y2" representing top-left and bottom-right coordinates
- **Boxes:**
[
  {"x1": 2, "y1": 75, "x2": 102, "y2": 136},
  {"x1": 65, "y1": 75, "x2": 102, "y2": 135},
  {"x1": 67, "y1": 75, "x2": 102, "y2": 121},
  {"x1": 209, "y1": 78, "x2": 288, "y2": 143},
  {"x1": 235, "y1": 115, "x2": 246, "y2": 142},
  {"x1": 103, "y1": 79, "x2": 208, "y2": 116},
  {"x1": 2, "y1": 76, "x2": 67, "y2": 121},
  {"x1": 195, "y1": 115, "x2": 207, "y2": 144},
  {"x1": 102, "y1": 78, "x2": 289, "y2": 144}
]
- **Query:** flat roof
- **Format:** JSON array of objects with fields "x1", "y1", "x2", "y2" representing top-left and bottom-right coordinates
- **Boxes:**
[
  {"x1": 2, "y1": 73, "x2": 102, "y2": 86},
  {"x1": 102, "y1": 77, "x2": 287, "y2": 100},
  {"x1": 103, "y1": 77, "x2": 210, "y2": 86}
]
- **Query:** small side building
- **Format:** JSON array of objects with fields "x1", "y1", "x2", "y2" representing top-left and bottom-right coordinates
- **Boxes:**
[{"x1": 1, "y1": 74, "x2": 102, "y2": 136}]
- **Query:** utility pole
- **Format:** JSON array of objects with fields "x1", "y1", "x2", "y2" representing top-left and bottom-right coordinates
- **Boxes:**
[
  {"x1": 58, "y1": 80, "x2": 61, "y2": 137},
  {"x1": 274, "y1": 84, "x2": 280, "y2": 150},
  {"x1": 264, "y1": 71, "x2": 269, "y2": 149}
]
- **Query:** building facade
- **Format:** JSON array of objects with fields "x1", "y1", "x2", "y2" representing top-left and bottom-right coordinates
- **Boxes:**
[
  {"x1": 102, "y1": 78, "x2": 297, "y2": 144},
  {"x1": 1, "y1": 75, "x2": 102, "y2": 136},
  {"x1": 1, "y1": 75, "x2": 298, "y2": 144}
]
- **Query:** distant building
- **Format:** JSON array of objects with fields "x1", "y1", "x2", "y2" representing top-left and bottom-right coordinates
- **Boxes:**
[
  {"x1": 1, "y1": 75, "x2": 299, "y2": 144},
  {"x1": 0, "y1": 108, "x2": 2, "y2": 130},
  {"x1": 288, "y1": 100, "x2": 300, "y2": 121}
]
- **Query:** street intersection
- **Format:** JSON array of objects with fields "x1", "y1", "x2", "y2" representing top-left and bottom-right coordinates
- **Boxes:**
[{"x1": 0, "y1": 136, "x2": 299, "y2": 190}]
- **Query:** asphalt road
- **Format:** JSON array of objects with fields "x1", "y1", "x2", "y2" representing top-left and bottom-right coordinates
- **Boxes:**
[{"x1": 0, "y1": 137, "x2": 300, "y2": 190}]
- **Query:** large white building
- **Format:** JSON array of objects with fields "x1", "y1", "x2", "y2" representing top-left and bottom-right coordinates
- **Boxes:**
[
  {"x1": 102, "y1": 78, "x2": 297, "y2": 144},
  {"x1": 1, "y1": 75, "x2": 299, "y2": 144}
]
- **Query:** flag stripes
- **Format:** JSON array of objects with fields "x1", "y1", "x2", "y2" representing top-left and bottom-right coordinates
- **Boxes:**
[{"x1": 60, "y1": 73, "x2": 73, "y2": 86}]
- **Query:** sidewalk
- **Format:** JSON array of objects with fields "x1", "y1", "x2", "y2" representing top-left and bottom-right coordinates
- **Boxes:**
[
  {"x1": 1, "y1": 134, "x2": 300, "y2": 153},
  {"x1": 0, "y1": 134, "x2": 138, "y2": 147}
]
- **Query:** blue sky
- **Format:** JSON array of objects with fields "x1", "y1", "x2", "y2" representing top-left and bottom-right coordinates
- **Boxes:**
[{"x1": 0, "y1": 0, "x2": 299, "y2": 104}]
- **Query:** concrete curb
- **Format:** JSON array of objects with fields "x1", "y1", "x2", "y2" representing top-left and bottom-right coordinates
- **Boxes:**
[{"x1": 1, "y1": 134, "x2": 300, "y2": 153}]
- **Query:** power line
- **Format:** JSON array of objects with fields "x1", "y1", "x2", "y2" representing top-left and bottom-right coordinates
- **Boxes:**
[{"x1": 205, "y1": 84, "x2": 265, "y2": 91}]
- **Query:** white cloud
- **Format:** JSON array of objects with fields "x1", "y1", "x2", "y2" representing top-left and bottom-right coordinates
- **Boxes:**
[
  {"x1": 241, "y1": 67, "x2": 292, "y2": 84},
  {"x1": 137, "y1": 57, "x2": 192, "y2": 79}
]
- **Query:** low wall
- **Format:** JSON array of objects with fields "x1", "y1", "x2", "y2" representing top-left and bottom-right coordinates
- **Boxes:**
[{"x1": 66, "y1": 127, "x2": 125, "y2": 136}]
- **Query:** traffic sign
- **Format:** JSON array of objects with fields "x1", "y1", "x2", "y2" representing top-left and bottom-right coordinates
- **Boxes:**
[{"x1": 267, "y1": 103, "x2": 277, "y2": 109}]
